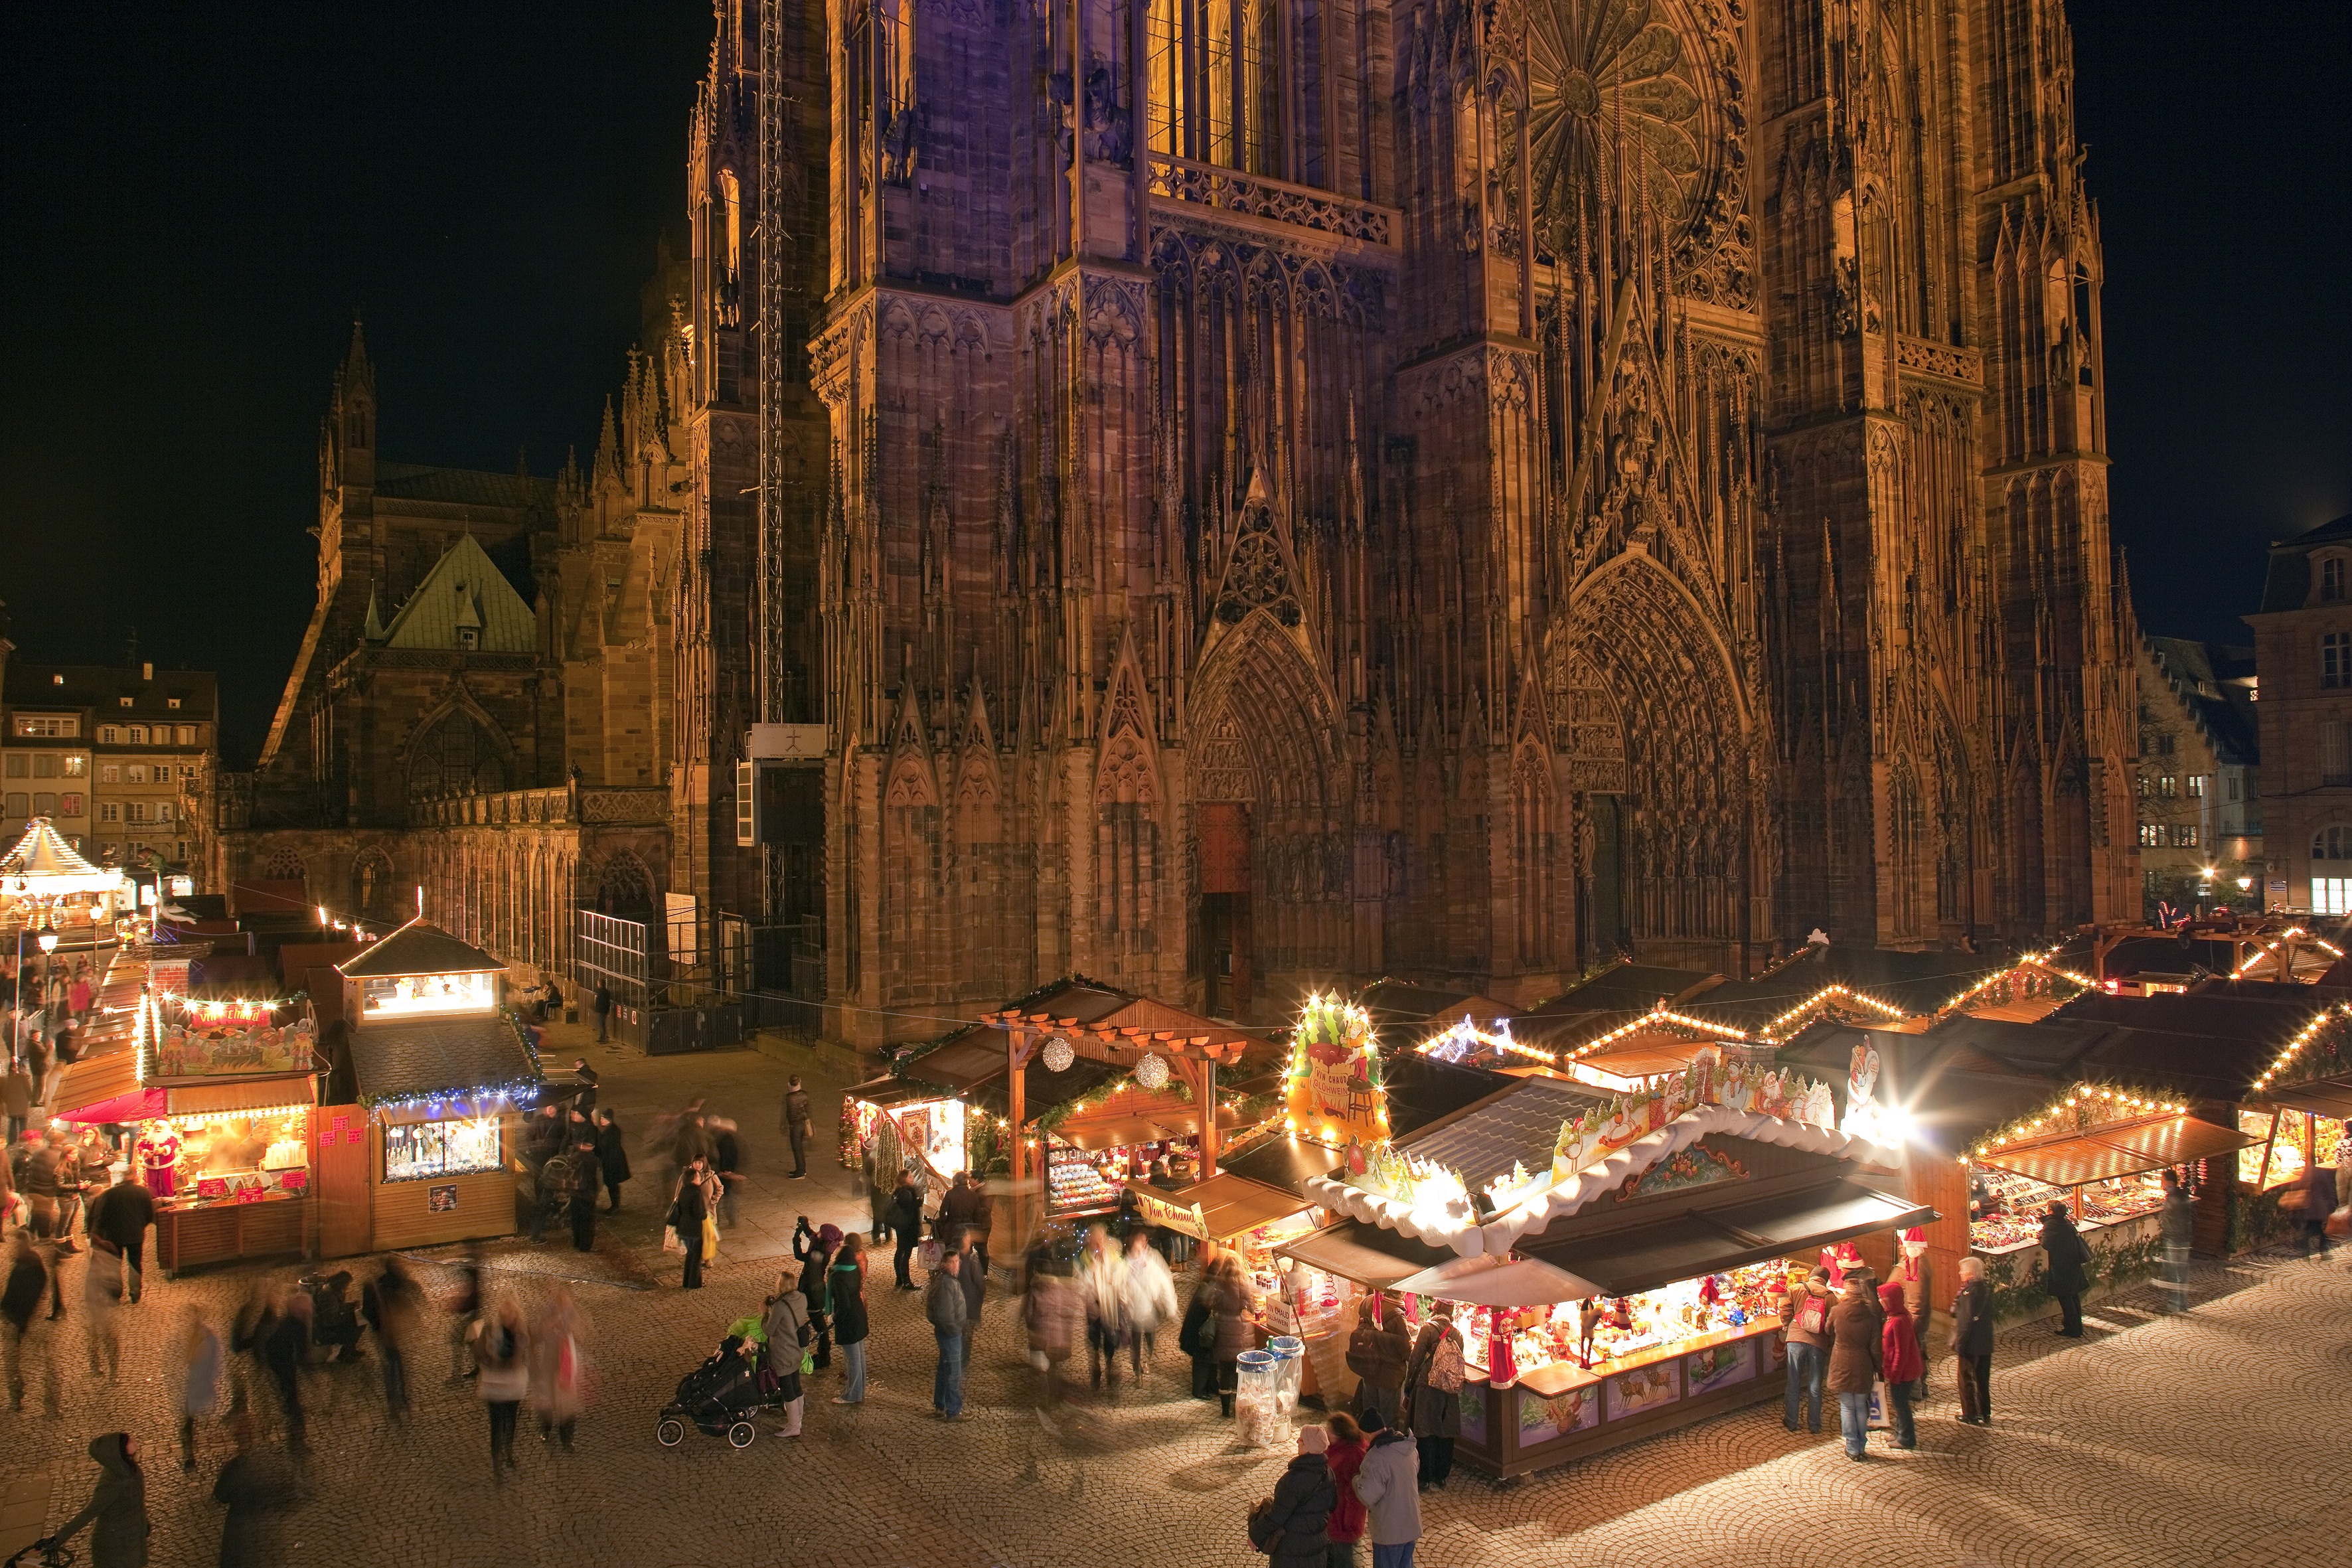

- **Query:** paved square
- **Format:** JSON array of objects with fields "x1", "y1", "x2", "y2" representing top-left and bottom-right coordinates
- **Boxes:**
[{"x1": 8, "y1": 1028, "x2": 2348, "y2": 1567}]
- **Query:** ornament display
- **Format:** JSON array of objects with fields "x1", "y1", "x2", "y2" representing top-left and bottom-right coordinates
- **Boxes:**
[
  {"x1": 1134, "y1": 1051, "x2": 1169, "y2": 1091},
  {"x1": 1042, "y1": 1034, "x2": 1075, "y2": 1073}
]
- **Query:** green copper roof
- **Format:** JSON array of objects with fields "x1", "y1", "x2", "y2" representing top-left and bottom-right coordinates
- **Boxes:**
[{"x1": 380, "y1": 533, "x2": 536, "y2": 653}]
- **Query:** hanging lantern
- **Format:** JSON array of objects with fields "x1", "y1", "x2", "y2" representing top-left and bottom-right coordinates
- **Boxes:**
[
  {"x1": 1042, "y1": 1035, "x2": 1075, "y2": 1073},
  {"x1": 1135, "y1": 1052, "x2": 1169, "y2": 1091}
]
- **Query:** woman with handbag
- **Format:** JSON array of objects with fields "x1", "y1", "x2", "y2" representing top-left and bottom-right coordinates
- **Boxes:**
[
  {"x1": 1825, "y1": 1275, "x2": 1883, "y2": 1460},
  {"x1": 1404, "y1": 1311, "x2": 1466, "y2": 1489},
  {"x1": 1248, "y1": 1425, "x2": 1336, "y2": 1566}
]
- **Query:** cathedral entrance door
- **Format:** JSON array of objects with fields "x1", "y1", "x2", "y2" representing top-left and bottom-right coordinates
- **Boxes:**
[{"x1": 1199, "y1": 803, "x2": 1251, "y2": 1019}]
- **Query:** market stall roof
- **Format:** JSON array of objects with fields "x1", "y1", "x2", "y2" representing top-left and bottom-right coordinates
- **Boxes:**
[
  {"x1": 336, "y1": 919, "x2": 506, "y2": 979},
  {"x1": 1524, "y1": 1181, "x2": 1934, "y2": 1296},
  {"x1": 1397, "y1": 1075, "x2": 1605, "y2": 1193},
  {"x1": 1380, "y1": 1051, "x2": 1517, "y2": 1137},
  {"x1": 46, "y1": 1046, "x2": 144, "y2": 1120},
  {"x1": 1524, "y1": 962, "x2": 1721, "y2": 1018},
  {"x1": 1217, "y1": 1131, "x2": 1342, "y2": 1193},
  {"x1": 1978, "y1": 1115, "x2": 2254, "y2": 1188},
  {"x1": 1129, "y1": 1172, "x2": 1309, "y2": 1240},
  {"x1": 844, "y1": 1075, "x2": 953, "y2": 1112},
  {"x1": 1275, "y1": 1218, "x2": 1459, "y2": 1288},
  {"x1": 1391, "y1": 1253, "x2": 1602, "y2": 1307},
  {"x1": 1573, "y1": 1036, "x2": 1719, "y2": 1082},
  {"x1": 980, "y1": 979, "x2": 1263, "y2": 1063},
  {"x1": 1667, "y1": 946, "x2": 2010, "y2": 1037},
  {"x1": 1360, "y1": 980, "x2": 1517, "y2": 1034},
  {"x1": 348, "y1": 1012, "x2": 538, "y2": 1108},
  {"x1": 1, "y1": 817, "x2": 124, "y2": 896},
  {"x1": 2263, "y1": 1074, "x2": 2352, "y2": 1117},
  {"x1": 966, "y1": 1055, "x2": 1126, "y2": 1122}
]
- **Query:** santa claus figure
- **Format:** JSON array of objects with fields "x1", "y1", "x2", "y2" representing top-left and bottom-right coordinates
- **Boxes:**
[
  {"x1": 134, "y1": 1122, "x2": 181, "y2": 1198},
  {"x1": 1488, "y1": 1312, "x2": 1520, "y2": 1389},
  {"x1": 1821, "y1": 1240, "x2": 1867, "y2": 1288}
]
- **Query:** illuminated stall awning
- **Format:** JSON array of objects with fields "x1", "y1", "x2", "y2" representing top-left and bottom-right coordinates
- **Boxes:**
[
  {"x1": 1125, "y1": 1172, "x2": 1309, "y2": 1241},
  {"x1": 1979, "y1": 1115, "x2": 2254, "y2": 1188},
  {"x1": 2263, "y1": 1075, "x2": 2352, "y2": 1119},
  {"x1": 47, "y1": 1048, "x2": 147, "y2": 1121},
  {"x1": 167, "y1": 1077, "x2": 315, "y2": 1117},
  {"x1": 1526, "y1": 1182, "x2": 1934, "y2": 1296},
  {"x1": 1274, "y1": 1218, "x2": 1458, "y2": 1289},
  {"x1": 1391, "y1": 1253, "x2": 1603, "y2": 1308},
  {"x1": 1, "y1": 817, "x2": 125, "y2": 898}
]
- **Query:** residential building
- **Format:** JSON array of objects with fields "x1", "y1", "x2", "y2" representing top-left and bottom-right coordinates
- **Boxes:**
[
  {"x1": 2133, "y1": 636, "x2": 2260, "y2": 916},
  {"x1": 2, "y1": 659, "x2": 217, "y2": 883},
  {"x1": 2246, "y1": 516, "x2": 2352, "y2": 915}
]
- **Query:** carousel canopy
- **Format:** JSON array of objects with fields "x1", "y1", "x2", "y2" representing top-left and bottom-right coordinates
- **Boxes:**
[{"x1": 1, "y1": 817, "x2": 124, "y2": 897}]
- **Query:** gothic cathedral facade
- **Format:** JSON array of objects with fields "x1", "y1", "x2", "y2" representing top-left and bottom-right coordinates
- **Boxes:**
[{"x1": 677, "y1": 0, "x2": 2134, "y2": 1040}]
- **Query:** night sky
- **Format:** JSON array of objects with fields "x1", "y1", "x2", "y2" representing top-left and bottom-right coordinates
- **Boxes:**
[{"x1": 2, "y1": 1, "x2": 2345, "y2": 766}]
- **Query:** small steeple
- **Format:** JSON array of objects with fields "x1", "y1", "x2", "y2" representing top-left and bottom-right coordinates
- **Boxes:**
[
  {"x1": 593, "y1": 395, "x2": 620, "y2": 483},
  {"x1": 362, "y1": 584, "x2": 387, "y2": 643}
]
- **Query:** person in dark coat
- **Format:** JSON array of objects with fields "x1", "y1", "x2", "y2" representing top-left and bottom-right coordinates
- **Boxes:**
[
  {"x1": 1251, "y1": 1425, "x2": 1337, "y2": 1567},
  {"x1": 593, "y1": 1109, "x2": 631, "y2": 1212},
  {"x1": 41, "y1": 1431, "x2": 149, "y2": 1567},
  {"x1": 592, "y1": 982, "x2": 613, "y2": 1042},
  {"x1": 829, "y1": 1234, "x2": 872, "y2": 1403},
  {"x1": 566, "y1": 1137, "x2": 601, "y2": 1252},
  {"x1": 2039, "y1": 1201, "x2": 2092, "y2": 1336},
  {"x1": 793, "y1": 1218, "x2": 838, "y2": 1368},
  {"x1": 1345, "y1": 1292, "x2": 1411, "y2": 1429},
  {"x1": 955, "y1": 1231, "x2": 985, "y2": 1366},
  {"x1": 262, "y1": 1289, "x2": 311, "y2": 1451},
  {"x1": 1206, "y1": 1251, "x2": 1253, "y2": 1418},
  {"x1": 210, "y1": 1416, "x2": 292, "y2": 1568},
  {"x1": 862, "y1": 1144, "x2": 892, "y2": 1244},
  {"x1": 781, "y1": 1075, "x2": 812, "y2": 1178},
  {"x1": 1951, "y1": 1254, "x2": 1995, "y2": 1425},
  {"x1": 889, "y1": 1172, "x2": 924, "y2": 1289},
  {"x1": 3, "y1": 1228, "x2": 58, "y2": 1414},
  {"x1": 1404, "y1": 1310, "x2": 1466, "y2": 1488},
  {"x1": 708, "y1": 1119, "x2": 743, "y2": 1227},
  {"x1": 672, "y1": 1159, "x2": 715, "y2": 1289},
  {"x1": 568, "y1": 1059, "x2": 598, "y2": 1113},
  {"x1": 564, "y1": 1108, "x2": 601, "y2": 1203},
  {"x1": 1824, "y1": 1277, "x2": 1883, "y2": 1460}
]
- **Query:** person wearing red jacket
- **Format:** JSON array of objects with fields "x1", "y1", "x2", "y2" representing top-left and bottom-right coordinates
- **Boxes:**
[
  {"x1": 1322, "y1": 1410, "x2": 1371, "y2": 1567},
  {"x1": 1877, "y1": 1280, "x2": 1924, "y2": 1450}
]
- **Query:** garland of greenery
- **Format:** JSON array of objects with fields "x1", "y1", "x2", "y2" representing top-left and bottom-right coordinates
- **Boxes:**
[{"x1": 1032, "y1": 1069, "x2": 1195, "y2": 1134}]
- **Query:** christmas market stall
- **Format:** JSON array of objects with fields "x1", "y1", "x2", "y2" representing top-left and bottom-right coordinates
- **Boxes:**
[
  {"x1": 51, "y1": 982, "x2": 322, "y2": 1275},
  {"x1": 315, "y1": 921, "x2": 543, "y2": 1256},
  {"x1": 1302, "y1": 1044, "x2": 1928, "y2": 1477}
]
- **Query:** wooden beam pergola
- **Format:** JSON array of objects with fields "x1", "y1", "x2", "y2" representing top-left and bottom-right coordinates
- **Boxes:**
[{"x1": 983, "y1": 1005, "x2": 1252, "y2": 1187}]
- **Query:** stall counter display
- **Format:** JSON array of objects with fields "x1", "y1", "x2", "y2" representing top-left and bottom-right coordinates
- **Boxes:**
[
  {"x1": 1449, "y1": 1261, "x2": 1786, "y2": 1391},
  {"x1": 1969, "y1": 1166, "x2": 2067, "y2": 1253},
  {"x1": 146, "y1": 1105, "x2": 314, "y2": 1274},
  {"x1": 384, "y1": 1117, "x2": 503, "y2": 1182},
  {"x1": 2240, "y1": 1108, "x2": 2341, "y2": 1189},
  {"x1": 1046, "y1": 1140, "x2": 1123, "y2": 1215}
]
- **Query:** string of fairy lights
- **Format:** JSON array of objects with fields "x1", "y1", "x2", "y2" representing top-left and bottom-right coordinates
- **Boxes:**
[
  {"x1": 2248, "y1": 1002, "x2": 2352, "y2": 1095},
  {"x1": 1969, "y1": 1083, "x2": 2193, "y2": 1162}
]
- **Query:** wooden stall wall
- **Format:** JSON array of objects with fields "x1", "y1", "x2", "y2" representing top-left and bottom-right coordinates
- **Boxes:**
[
  {"x1": 367, "y1": 1115, "x2": 525, "y2": 1251},
  {"x1": 314, "y1": 1103, "x2": 374, "y2": 1259}
]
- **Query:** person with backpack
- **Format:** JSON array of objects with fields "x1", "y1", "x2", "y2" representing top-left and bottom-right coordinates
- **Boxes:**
[
  {"x1": 1249, "y1": 1424, "x2": 1336, "y2": 1567},
  {"x1": 1776, "y1": 1266, "x2": 1834, "y2": 1434},
  {"x1": 1403, "y1": 1310, "x2": 1466, "y2": 1490}
]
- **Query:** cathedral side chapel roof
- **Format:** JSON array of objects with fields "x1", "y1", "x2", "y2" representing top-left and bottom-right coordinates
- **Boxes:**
[
  {"x1": 374, "y1": 463, "x2": 556, "y2": 512},
  {"x1": 379, "y1": 532, "x2": 537, "y2": 653}
]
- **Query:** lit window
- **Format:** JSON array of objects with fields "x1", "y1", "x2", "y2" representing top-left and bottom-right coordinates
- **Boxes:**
[
  {"x1": 99, "y1": 764, "x2": 119, "y2": 783},
  {"x1": 127, "y1": 765, "x2": 147, "y2": 784},
  {"x1": 2136, "y1": 775, "x2": 2153, "y2": 799},
  {"x1": 2325, "y1": 632, "x2": 2352, "y2": 689},
  {"x1": 60, "y1": 793, "x2": 82, "y2": 817},
  {"x1": 2158, "y1": 776, "x2": 2177, "y2": 798},
  {"x1": 2317, "y1": 878, "x2": 2352, "y2": 915},
  {"x1": 15, "y1": 716, "x2": 75, "y2": 738},
  {"x1": 62, "y1": 755, "x2": 84, "y2": 777},
  {"x1": 2139, "y1": 823, "x2": 2161, "y2": 848},
  {"x1": 2169, "y1": 824, "x2": 2198, "y2": 848}
]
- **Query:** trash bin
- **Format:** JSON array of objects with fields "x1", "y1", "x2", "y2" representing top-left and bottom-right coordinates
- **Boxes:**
[
  {"x1": 1233, "y1": 1348, "x2": 1281, "y2": 1446},
  {"x1": 1267, "y1": 1334, "x2": 1304, "y2": 1413}
]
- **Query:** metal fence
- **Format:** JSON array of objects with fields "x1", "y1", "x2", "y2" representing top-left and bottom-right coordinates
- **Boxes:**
[{"x1": 574, "y1": 909, "x2": 648, "y2": 1027}]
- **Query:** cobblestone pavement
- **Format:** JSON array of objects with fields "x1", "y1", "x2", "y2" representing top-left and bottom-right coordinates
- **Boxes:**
[{"x1": 7, "y1": 1024, "x2": 2351, "y2": 1567}]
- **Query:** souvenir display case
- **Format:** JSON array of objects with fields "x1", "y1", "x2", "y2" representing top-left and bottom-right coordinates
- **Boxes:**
[{"x1": 1450, "y1": 1262, "x2": 1786, "y2": 1384}]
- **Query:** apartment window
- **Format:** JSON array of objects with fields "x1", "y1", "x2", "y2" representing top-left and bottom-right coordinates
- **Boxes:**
[
  {"x1": 14, "y1": 715, "x2": 76, "y2": 738},
  {"x1": 31, "y1": 793, "x2": 54, "y2": 817},
  {"x1": 179, "y1": 764, "x2": 199, "y2": 780},
  {"x1": 2139, "y1": 823, "x2": 2162, "y2": 848},
  {"x1": 118, "y1": 696, "x2": 132, "y2": 708},
  {"x1": 177, "y1": 725, "x2": 196, "y2": 745},
  {"x1": 3, "y1": 755, "x2": 21, "y2": 778},
  {"x1": 59, "y1": 793, "x2": 82, "y2": 817},
  {"x1": 2319, "y1": 879, "x2": 2352, "y2": 916},
  {"x1": 32, "y1": 754, "x2": 56, "y2": 778},
  {"x1": 2325, "y1": 632, "x2": 2352, "y2": 688},
  {"x1": 2186, "y1": 773, "x2": 2208, "y2": 797},
  {"x1": 2229, "y1": 775, "x2": 2242, "y2": 802},
  {"x1": 126, "y1": 726, "x2": 146, "y2": 745},
  {"x1": 2326, "y1": 557, "x2": 2347, "y2": 603},
  {"x1": 126, "y1": 803, "x2": 148, "y2": 824},
  {"x1": 2137, "y1": 774, "x2": 2154, "y2": 799},
  {"x1": 2157, "y1": 732, "x2": 2176, "y2": 757},
  {"x1": 2168, "y1": 824, "x2": 2199, "y2": 848},
  {"x1": 2329, "y1": 724, "x2": 2352, "y2": 787},
  {"x1": 99, "y1": 764, "x2": 119, "y2": 783},
  {"x1": 62, "y1": 755, "x2": 83, "y2": 777},
  {"x1": 2158, "y1": 775, "x2": 2177, "y2": 798},
  {"x1": 2315, "y1": 825, "x2": 2352, "y2": 861},
  {"x1": 98, "y1": 726, "x2": 117, "y2": 745},
  {"x1": 3, "y1": 793, "x2": 24, "y2": 817},
  {"x1": 100, "y1": 803, "x2": 119, "y2": 823},
  {"x1": 155, "y1": 801, "x2": 173, "y2": 823},
  {"x1": 167, "y1": 698, "x2": 183, "y2": 710},
  {"x1": 127, "y1": 764, "x2": 147, "y2": 784}
]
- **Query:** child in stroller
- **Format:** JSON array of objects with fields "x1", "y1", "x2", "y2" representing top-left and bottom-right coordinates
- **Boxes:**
[{"x1": 655, "y1": 1329, "x2": 781, "y2": 1449}]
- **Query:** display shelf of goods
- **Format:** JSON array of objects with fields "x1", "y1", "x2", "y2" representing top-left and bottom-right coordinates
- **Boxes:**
[
  {"x1": 2240, "y1": 1109, "x2": 2324, "y2": 1188},
  {"x1": 1969, "y1": 1166, "x2": 2067, "y2": 1253},
  {"x1": 384, "y1": 1119, "x2": 503, "y2": 1182},
  {"x1": 1046, "y1": 1146, "x2": 1120, "y2": 1212},
  {"x1": 2077, "y1": 1170, "x2": 2167, "y2": 1225},
  {"x1": 1452, "y1": 1261, "x2": 1784, "y2": 1385}
]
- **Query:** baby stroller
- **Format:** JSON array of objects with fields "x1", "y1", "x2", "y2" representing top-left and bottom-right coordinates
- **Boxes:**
[{"x1": 655, "y1": 1332, "x2": 780, "y2": 1450}]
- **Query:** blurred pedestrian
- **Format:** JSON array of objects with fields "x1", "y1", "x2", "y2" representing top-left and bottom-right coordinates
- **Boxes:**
[
  {"x1": 1250, "y1": 1424, "x2": 1336, "y2": 1567},
  {"x1": 566, "y1": 1134, "x2": 601, "y2": 1252},
  {"x1": 1350, "y1": 1408, "x2": 1421, "y2": 1568},
  {"x1": 39, "y1": 1433, "x2": 148, "y2": 1568},
  {"x1": 2039, "y1": 1200, "x2": 2092, "y2": 1336},
  {"x1": 1121, "y1": 1227, "x2": 1177, "y2": 1380},
  {"x1": 529, "y1": 1287, "x2": 586, "y2": 1450},
  {"x1": 1826, "y1": 1274, "x2": 1883, "y2": 1460},
  {"x1": 925, "y1": 1249, "x2": 967, "y2": 1419},
  {"x1": 1346, "y1": 1292, "x2": 1410, "y2": 1429},
  {"x1": 83, "y1": 1217, "x2": 126, "y2": 1380},
  {"x1": 2161, "y1": 1168, "x2": 2195, "y2": 1310},
  {"x1": 708, "y1": 1117, "x2": 743, "y2": 1228},
  {"x1": 592, "y1": 981, "x2": 613, "y2": 1043},
  {"x1": 781, "y1": 1075, "x2": 811, "y2": 1180},
  {"x1": 471, "y1": 1298, "x2": 528, "y2": 1477},
  {"x1": 593, "y1": 1109, "x2": 631, "y2": 1212},
  {"x1": 1024, "y1": 1258, "x2": 1083, "y2": 1412},
  {"x1": 362, "y1": 1257, "x2": 422, "y2": 1421},
  {"x1": 2, "y1": 1056, "x2": 29, "y2": 1143},
  {"x1": 830, "y1": 1232, "x2": 872, "y2": 1403},
  {"x1": 89, "y1": 1168, "x2": 155, "y2": 1304},
  {"x1": 1081, "y1": 1223, "x2": 1127, "y2": 1393},
  {"x1": 178, "y1": 1305, "x2": 222, "y2": 1470},
  {"x1": 1403, "y1": 1309, "x2": 1464, "y2": 1490},
  {"x1": 760, "y1": 1272, "x2": 810, "y2": 1438},
  {"x1": 568, "y1": 1058, "x2": 597, "y2": 1114},
  {"x1": 263, "y1": 1287, "x2": 311, "y2": 1452},
  {"x1": 955, "y1": 1230, "x2": 986, "y2": 1368},
  {"x1": 212, "y1": 1413, "x2": 293, "y2": 1568},
  {"x1": 1952, "y1": 1255, "x2": 1994, "y2": 1425},
  {"x1": 1324, "y1": 1411, "x2": 1370, "y2": 1567},
  {"x1": 793, "y1": 1217, "x2": 838, "y2": 1369},
  {"x1": 890, "y1": 1172, "x2": 923, "y2": 1289},
  {"x1": 670, "y1": 1157, "x2": 718, "y2": 1289},
  {"x1": 4, "y1": 1227, "x2": 59, "y2": 1414},
  {"x1": 446, "y1": 1256, "x2": 482, "y2": 1382},
  {"x1": 863, "y1": 1143, "x2": 892, "y2": 1245}
]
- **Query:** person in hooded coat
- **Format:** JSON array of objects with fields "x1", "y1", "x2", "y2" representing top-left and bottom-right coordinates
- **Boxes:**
[
  {"x1": 2039, "y1": 1200, "x2": 2092, "y2": 1336},
  {"x1": 1345, "y1": 1293, "x2": 1411, "y2": 1429},
  {"x1": 42, "y1": 1432, "x2": 149, "y2": 1567},
  {"x1": 1403, "y1": 1310, "x2": 1465, "y2": 1488},
  {"x1": 210, "y1": 1415, "x2": 292, "y2": 1568},
  {"x1": 1251, "y1": 1424, "x2": 1338, "y2": 1568},
  {"x1": 1877, "y1": 1280, "x2": 1923, "y2": 1450},
  {"x1": 593, "y1": 1110, "x2": 631, "y2": 1212},
  {"x1": 1350, "y1": 1408, "x2": 1422, "y2": 1567}
]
